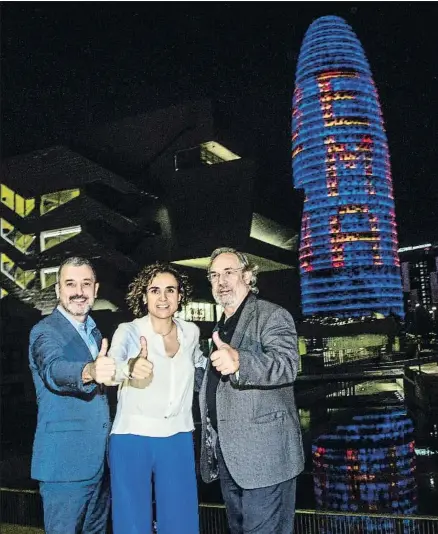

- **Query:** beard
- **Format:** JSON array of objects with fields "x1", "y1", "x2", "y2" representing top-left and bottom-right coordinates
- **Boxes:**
[
  {"x1": 60, "y1": 297, "x2": 93, "y2": 317},
  {"x1": 213, "y1": 287, "x2": 237, "y2": 308}
]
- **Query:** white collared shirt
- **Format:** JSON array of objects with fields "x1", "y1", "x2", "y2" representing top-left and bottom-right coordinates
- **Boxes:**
[{"x1": 109, "y1": 315, "x2": 205, "y2": 437}]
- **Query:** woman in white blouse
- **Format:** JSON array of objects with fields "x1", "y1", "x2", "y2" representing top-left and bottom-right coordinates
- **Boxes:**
[{"x1": 108, "y1": 262, "x2": 204, "y2": 534}]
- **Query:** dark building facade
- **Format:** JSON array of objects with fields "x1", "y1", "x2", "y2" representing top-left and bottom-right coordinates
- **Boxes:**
[
  {"x1": 1, "y1": 99, "x2": 303, "y2": 390},
  {"x1": 398, "y1": 243, "x2": 438, "y2": 336},
  {"x1": 399, "y1": 243, "x2": 438, "y2": 312}
]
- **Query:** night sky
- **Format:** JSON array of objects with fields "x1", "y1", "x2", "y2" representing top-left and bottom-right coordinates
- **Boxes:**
[{"x1": 2, "y1": 3, "x2": 437, "y2": 247}]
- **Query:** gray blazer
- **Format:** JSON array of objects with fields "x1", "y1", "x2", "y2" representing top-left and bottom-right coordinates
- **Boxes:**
[{"x1": 199, "y1": 293, "x2": 304, "y2": 489}]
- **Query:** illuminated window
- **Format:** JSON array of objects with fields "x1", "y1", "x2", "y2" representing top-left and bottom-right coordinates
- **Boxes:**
[
  {"x1": 1, "y1": 184, "x2": 14, "y2": 211},
  {"x1": 1, "y1": 218, "x2": 36, "y2": 254},
  {"x1": 200, "y1": 142, "x2": 241, "y2": 165},
  {"x1": 0, "y1": 287, "x2": 8, "y2": 299},
  {"x1": 176, "y1": 301, "x2": 217, "y2": 322},
  {"x1": 40, "y1": 225, "x2": 81, "y2": 252},
  {"x1": 40, "y1": 266, "x2": 60, "y2": 289},
  {"x1": 0, "y1": 253, "x2": 36, "y2": 289},
  {"x1": 174, "y1": 141, "x2": 240, "y2": 170},
  {"x1": 1, "y1": 184, "x2": 35, "y2": 217},
  {"x1": 19, "y1": 194, "x2": 34, "y2": 216},
  {"x1": 40, "y1": 189, "x2": 80, "y2": 215}
]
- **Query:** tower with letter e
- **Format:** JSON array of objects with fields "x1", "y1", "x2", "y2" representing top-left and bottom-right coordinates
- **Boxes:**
[{"x1": 292, "y1": 15, "x2": 403, "y2": 318}]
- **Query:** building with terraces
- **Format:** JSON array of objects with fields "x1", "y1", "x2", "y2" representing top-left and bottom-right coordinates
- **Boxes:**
[{"x1": 1, "y1": 99, "x2": 303, "y2": 394}]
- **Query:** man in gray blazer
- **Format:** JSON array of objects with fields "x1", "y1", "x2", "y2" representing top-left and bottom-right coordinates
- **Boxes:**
[{"x1": 199, "y1": 247, "x2": 304, "y2": 534}]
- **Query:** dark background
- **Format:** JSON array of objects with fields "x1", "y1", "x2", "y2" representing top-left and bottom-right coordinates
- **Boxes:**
[{"x1": 2, "y1": 3, "x2": 437, "y2": 246}]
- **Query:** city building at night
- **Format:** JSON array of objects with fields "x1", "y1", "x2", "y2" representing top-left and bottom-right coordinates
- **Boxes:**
[
  {"x1": 1, "y1": 99, "x2": 302, "y2": 393},
  {"x1": 398, "y1": 242, "x2": 438, "y2": 314},
  {"x1": 292, "y1": 16, "x2": 404, "y2": 319}
]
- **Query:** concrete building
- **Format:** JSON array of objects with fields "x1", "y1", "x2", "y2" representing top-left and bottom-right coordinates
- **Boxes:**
[{"x1": 1, "y1": 99, "x2": 303, "y2": 390}]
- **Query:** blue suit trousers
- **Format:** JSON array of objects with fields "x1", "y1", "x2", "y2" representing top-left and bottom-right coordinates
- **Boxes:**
[{"x1": 39, "y1": 462, "x2": 109, "y2": 534}]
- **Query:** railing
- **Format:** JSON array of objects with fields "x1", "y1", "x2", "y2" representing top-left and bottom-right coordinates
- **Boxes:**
[
  {"x1": 294, "y1": 509, "x2": 438, "y2": 534},
  {"x1": 2, "y1": 488, "x2": 438, "y2": 533}
]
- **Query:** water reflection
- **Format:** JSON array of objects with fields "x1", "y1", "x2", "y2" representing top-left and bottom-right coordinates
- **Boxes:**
[{"x1": 312, "y1": 409, "x2": 417, "y2": 531}]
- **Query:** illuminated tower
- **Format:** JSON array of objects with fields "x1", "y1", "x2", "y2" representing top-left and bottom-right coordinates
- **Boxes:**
[
  {"x1": 292, "y1": 16, "x2": 404, "y2": 318},
  {"x1": 313, "y1": 409, "x2": 417, "y2": 527}
]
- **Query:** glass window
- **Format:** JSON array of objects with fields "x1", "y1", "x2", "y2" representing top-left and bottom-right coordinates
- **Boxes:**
[
  {"x1": 40, "y1": 189, "x2": 80, "y2": 215},
  {"x1": 0, "y1": 218, "x2": 13, "y2": 239},
  {"x1": 15, "y1": 268, "x2": 36, "y2": 289},
  {"x1": 176, "y1": 301, "x2": 217, "y2": 322},
  {"x1": 174, "y1": 142, "x2": 240, "y2": 171},
  {"x1": 40, "y1": 266, "x2": 60, "y2": 289},
  {"x1": 1, "y1": 253, "x2": 14, "y2": 277},
  {"x1": 0, "y1": 185, "x2": 35, "y2": 217},
  {"x1": 200, "y1": 142, "x2": 241, "y2": 165},
  {"x1": 1, "y1": 218, "x2": 36, "y2": 254},
  {"x1": 24, "y1": 197, "x2": 36, "y2": 216},
  {"x1": 15, "y1": 195, "x2": 25, "y2": 217},
  {"x1": 1, "y1": 184, "x2": 15, "y2": 211},
  {"x1": 40, "y1": 225, "x2": 81, "y2": 252},
  {"x1": 0, "y1": 253, "x2": 36, "y2": 288}
]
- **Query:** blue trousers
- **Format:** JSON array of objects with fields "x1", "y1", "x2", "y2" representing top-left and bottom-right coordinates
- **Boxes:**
[
  {"x1": 217, "y1": 441, "x2": 297, "y2": 534},
  {"x1": 39, "y1": 462, "x2": 109, "y2": 534},
  {"x1": 109, "y1": 432, "x2": 199, "y2": 534}
]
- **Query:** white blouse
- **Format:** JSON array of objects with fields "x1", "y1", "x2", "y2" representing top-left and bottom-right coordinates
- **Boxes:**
[{"x1": 109, "y1": 315, "x2": 205, "y2": 438}]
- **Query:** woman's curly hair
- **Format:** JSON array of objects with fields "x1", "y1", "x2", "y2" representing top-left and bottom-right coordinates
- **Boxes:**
[{"x1": 126, "y1": 262, "x2": 193, "y2": 318}]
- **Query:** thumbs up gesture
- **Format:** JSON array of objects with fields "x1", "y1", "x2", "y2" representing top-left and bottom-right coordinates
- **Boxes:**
[
  {"x1": 90, "y1": 338, "x2": 117, "y2": 384},
  {"x1": 210, "y1": 331, "x2": 239, "y2": 376},
  {"x1": 129, "y1": 336, "x2": 154, "y2": 381}
]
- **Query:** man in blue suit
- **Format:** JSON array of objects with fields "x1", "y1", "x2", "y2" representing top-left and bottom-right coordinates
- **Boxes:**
[{"x1": 29, "y1": 256, "x2": 116, "y2": 534}]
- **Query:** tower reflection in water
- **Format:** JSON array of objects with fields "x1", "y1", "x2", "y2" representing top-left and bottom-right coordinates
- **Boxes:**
[{"x1": 312, "y1": 409, "x2": 417, "y2": 532}]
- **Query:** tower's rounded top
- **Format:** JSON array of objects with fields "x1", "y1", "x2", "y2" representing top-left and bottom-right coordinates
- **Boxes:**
[
  {"x1": 309, "y1": 15, "x2": 349, "y2": 27},
  {"x1": 296, "y1": 15, "x2": 372, "y2": 83}
]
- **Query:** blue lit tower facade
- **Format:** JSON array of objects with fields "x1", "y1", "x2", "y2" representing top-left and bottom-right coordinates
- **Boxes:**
[
  {"x1": 312, "y1": 409, "x2": 417, "y2": 530},
  {"x1": 292, "y1": 16, "x2": 404, "y2": 318}
]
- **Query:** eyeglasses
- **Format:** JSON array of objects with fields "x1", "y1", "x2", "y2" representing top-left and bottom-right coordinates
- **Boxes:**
[{"x1": 207, "y1": 267, "x2": 244, "y2": 284}]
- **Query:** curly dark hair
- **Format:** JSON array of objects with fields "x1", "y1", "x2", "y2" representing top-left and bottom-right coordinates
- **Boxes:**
[{"x1": 126, "y1": 262, "x2": 193, "y2": 317}]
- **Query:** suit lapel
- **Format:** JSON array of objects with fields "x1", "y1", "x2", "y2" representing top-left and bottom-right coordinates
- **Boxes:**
[
  {"x1": 230, "y1": 293, "x2": 256, "y2": 349},
  {"x1": 92, "y1": 327, "x2": 102, "y2": 350},
  {"x1": 52, "y1": 308, "x2": 82, "y2": 340},
  {"x1": 199, "y1": 322, "x2": 220, "y2": 412},
  {"x1": 201, "y1": 294, "x2": 256, "y2": 401},
  {"x1": 51, "y1": 309, "x2": 96, "y2": 361}
]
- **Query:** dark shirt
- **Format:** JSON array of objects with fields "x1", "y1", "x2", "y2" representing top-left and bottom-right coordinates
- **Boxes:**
[{"x1": 206, "y1": 293, "x2": 251, "y2": 432}]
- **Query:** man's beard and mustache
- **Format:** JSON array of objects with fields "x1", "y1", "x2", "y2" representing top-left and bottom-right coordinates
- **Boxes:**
[
  {"x1": 213, "y1": 285, "x2": 236, "y2": 308},
  {"x1": 61, "y1": 295, "x2": 93, "y2": 316}
]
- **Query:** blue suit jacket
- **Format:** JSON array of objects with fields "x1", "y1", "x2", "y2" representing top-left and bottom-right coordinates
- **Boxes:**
[{"x1": 29, "y1": 309, "x2": 110, "y2": 482}]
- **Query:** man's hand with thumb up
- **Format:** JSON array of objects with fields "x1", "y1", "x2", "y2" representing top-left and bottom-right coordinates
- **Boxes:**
[
  {"x1": 129, "y1": 336, "x2": 154, "y2": 381},
  {"x1": 83, "y1": 338, "x2": 116, "y2": 384},
  {"x1": 210, "y1": 331, "x2": 239, "y2": 376}
]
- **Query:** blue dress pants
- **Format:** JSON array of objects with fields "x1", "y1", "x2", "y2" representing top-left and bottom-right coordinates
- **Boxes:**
[
  {"x1": 109, "y1": 432, "x2": 199, "y2": 534},
  {"x1": 216, "y1": 441, "x2": 297, "y2": 534},
  {"x1": 39, "y1": 462, "x2": 109, "y2": 534}
]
